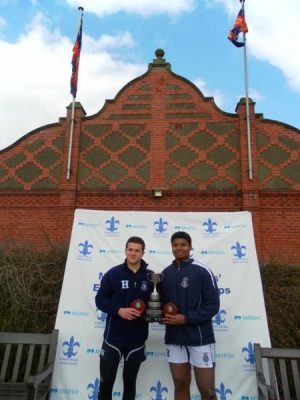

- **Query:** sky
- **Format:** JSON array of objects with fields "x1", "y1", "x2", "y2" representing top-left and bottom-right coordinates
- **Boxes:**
[{"x1": 0, "y1": 0, "x2": 299, "y2": 150}]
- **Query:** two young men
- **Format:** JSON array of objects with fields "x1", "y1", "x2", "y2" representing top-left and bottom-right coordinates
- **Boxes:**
[{"x1": 95, "y1": 232, "x2": 220, "y2": 400}]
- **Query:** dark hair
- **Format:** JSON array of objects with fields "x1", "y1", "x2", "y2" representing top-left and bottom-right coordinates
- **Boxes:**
[
  {"x1": 171, "y1": 231, "x2": 192, "y2": 245},
  {"x1": 126, "y1": 236, "x2": 145, "y2": 251}
]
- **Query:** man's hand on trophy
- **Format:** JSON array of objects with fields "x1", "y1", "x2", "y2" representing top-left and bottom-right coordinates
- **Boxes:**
[{"x1": 118, "y1": 307, "x2": 142, "y2": 320}]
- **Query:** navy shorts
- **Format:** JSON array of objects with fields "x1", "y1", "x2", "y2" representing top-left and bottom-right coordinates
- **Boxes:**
[{"x1": 100, "y1": 340, "x2": 146, "y2": 363}]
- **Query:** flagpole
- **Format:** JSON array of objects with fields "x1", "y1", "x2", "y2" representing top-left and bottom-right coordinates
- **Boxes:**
[
  {"x1": 67, "y1": 6, "x2": 83, "y2": 180},
  {"x1": 241, "y1": 0, "x2": 253, "y2": 180}
]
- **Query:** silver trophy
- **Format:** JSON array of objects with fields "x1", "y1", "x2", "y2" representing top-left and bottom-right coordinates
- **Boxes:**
[{"x1": 144, "y1": 272, "x2": 164, "y2": 322}]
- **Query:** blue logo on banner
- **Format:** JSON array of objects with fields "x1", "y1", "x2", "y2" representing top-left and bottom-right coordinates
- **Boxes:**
[
  {"x1": 242, "y1": 342, "x2": 255, "y2": 365},
  {"x1": 203, "y1": 218, "x2": 217, "y2": 233},
  {"x1": 213, "y1": 310, "x2": 226, "y2": 325},
  {"x1": 213, "y1": 310, "x2": 228, "y2": 332},
  {"x1": 96, "y1": 308, "x2": 107, "y2": 322},
  {"x1": 106, "y1": 216, "x2": 120, "y2": 232},
  {"x1": 49, "y1": 388, "x2": 79, "y2": 395},
  {"x1": 125, "y1": 223, "x2": 148, "y2": 229},
  {"x1": 231, "y1": 242, "x2": 246, "y2": 258},
  {"x1": 234, "y1": 315, "x2": 261, "y2": 321},
  {"x1": 78, "y1": 240, "x2": 93, "y2": 256},
  {"x1": 224, "y1": 223, "x2": 247, "y2": 229},
  {"x1": 174, "y1": 225, "x2": 197, "y2": 231},
  {"x1": 215, "y1": 382, "x2": 233, "y2": 399},
  {"x1": 150, "y1": 380, "x2": 168, "y2": 399},
  {"x1": 87, "y1": 378, "x2": 100, "y2": 399},
  {"x1": 62, "y1": 336, "x2": 80, "y2": 358},
  {"x1": 154, "y1": 218, "x2": 168, "y2": 233},
  {"x1": 63, "y1": 310, "x2": 89, "y2": 317},
  {"x1": 78, "y1": 221, "x2": 100, "y2": 228}
]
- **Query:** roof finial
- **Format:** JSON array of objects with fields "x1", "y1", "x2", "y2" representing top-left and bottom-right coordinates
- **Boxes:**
[{"x1": 155, "y1": 49, "x2": 165, "y2": 59}]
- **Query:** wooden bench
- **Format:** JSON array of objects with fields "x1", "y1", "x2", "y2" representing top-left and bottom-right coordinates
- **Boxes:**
[
  {"x1": 254, "y1": 343, "x2": 300, "y2": 400},
  {"x1": 0, "y1": 329, "x2": 59, "y2": 400}
]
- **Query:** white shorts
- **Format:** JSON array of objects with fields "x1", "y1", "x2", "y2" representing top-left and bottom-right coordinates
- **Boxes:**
[{"x1": 166, "y1": 343, "x2": 216, "y2": 368}]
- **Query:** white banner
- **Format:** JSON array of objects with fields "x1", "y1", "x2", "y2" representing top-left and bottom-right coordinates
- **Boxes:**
[{"x1": 50, "y1": 210, "x2": 270, "y2": 400}]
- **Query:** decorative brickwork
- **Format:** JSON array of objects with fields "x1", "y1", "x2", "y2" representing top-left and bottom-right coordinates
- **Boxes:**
[{"x1": 0, "y1": 49, "x2": 299, "y2": 264}]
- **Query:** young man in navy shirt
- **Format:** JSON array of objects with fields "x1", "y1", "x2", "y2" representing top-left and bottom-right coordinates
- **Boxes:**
[
  {"x1": 95, "y1": 236, "x2": 153, "y2": 400},
  {"x1": 160, "y1": 231, "x2": 220, "y2": 400}
]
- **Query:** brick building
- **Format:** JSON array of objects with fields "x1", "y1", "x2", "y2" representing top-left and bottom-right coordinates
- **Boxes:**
[{"x1": 0, "y1": 49, "x2": 299, "y2": 264}]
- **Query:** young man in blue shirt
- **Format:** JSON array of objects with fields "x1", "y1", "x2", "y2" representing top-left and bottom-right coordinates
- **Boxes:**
[
  {"x1": 160, "y1": 231, "x2": 220, "y2": 400},
  {"x1": 95, "y1": 236, "x2": 153, "y2": 400}
]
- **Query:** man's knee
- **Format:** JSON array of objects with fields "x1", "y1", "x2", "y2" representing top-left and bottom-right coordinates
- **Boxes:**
[
  {"x1": 201, "y1": 386, "x2": 216, "y2": 399},
  {"x1": 173, "y1": 378, "x2": 189, "y2": 393}
]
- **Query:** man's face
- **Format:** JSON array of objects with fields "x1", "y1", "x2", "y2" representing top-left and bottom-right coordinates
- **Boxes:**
[
  {"x1": 171, "y1": 238, "x2": 192, "y2": 261},
  {"x1": 125, "y1": 242, "x2": 144, "y2": 265}
]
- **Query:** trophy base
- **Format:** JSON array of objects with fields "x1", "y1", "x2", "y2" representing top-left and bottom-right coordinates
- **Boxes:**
[{"x1": 144, "y1": 304, "x2": 164, "y2": 323}]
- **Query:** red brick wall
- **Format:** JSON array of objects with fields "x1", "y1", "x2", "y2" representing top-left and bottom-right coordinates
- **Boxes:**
[{"x1": 0, "y1": 51, "x2": 299, "y2": 264}]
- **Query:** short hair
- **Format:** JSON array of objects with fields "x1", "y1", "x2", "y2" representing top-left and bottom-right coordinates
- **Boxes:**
[
  {"x1": 126, "y1": 236, "x2": 145, "y2": 251},
  {"x1": 171, "y1": 231, "x2": 192, "y2": 245}
]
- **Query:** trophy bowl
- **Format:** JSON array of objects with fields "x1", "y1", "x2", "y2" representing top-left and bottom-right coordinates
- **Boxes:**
[{"x1": 144, "y1": 272, "x2": 164, "y2": 322}]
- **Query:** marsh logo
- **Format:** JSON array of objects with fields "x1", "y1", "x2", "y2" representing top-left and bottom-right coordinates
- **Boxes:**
[
  {"x1": 216, "y1": 352, "x2": 235, "y2": 359},
  {"x1": 149, "y1": 249, "x2": 172, "y2": 256},
  {"x1": 174, "y1": 225, "x2": 197, "y2": 231},
  {"x1": 77, "y1": 240, "x2": 93, "y2": 262},
  {"x1": 153, "y1": 217, "x2": 169, "y2": 236},
  {"x1": 105, "y1": 216, "x2": 120, "y2": 236},
  {"x1": 242, "y1": 342, "x2": 256, "y2": 371},
  {"x1": 215, "y1": 382, "x2": 233, "y2": 399},
  {"x1": 49, "y1": 387, "x2": 79, "y2": 395},
  {"x1": 87, "y1": 378, "x2": 100, "y2": 400},
  {"x1": 99, "y1": 248, "x2": 122, "y2": 255},
  {"x1": 234, "y1": 315, "x2": 261, "y2": 321},
  {"x1": 231, "y1": 242, "x2": 249, "y2": 264},
  {"x1": 241, "y1": 396, "x2": 259, "y2": 400},
  {"x1": 202, "y1": 218, "x2": 219, "y2": 238},
  {"x1": 125, "y1": 223, "x2": 148, "y2": 229},
  {"x1": 149, "y1": 380, "x2": 168, "y2": 400},
  {"x1": 63, "y1": 310, "x2": 89, "y2": 317},
  {"x1": 224, "y1": 223, "x2": 247, "y2": 230},
  {"x1": 59, "y1": 336, "x2": 80, "y2": 366},
  {"x1": 213, "y1": 310, "x2": 228, "y2": 332},
  {"x1": 87, "y1": 348, "x2": 101, "y2": 355},
  {"x1": 200, "y1": 250, "x2": 225, "y2": 256},
  {"x1": 77, "y1": 221, "x2": 100, "y2": 228}
]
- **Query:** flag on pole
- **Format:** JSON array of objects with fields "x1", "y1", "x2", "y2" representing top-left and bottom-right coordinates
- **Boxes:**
[
  {"x1": 228, "y1": 4, "x2": 248, "y2": 47},
  {"x1": 70, "y1": 11, "x2": 83, "y2": 98}
]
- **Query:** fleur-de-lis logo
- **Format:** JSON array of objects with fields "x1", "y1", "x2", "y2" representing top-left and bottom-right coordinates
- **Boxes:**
[
  {"x1": 242, "y1": 342, "x2": 255, "y2": 364},
  {"x1": 106, "y1": 216, "x2": 120, "y2": 232},
  {"x1": 213, "y1": 310, "x2": 226, "y2": 325},
  {"x1": 215, "y1": 382, "x2": 233, "y2": 399},
  {"x1": 87, "y1": 378, "x2": 100, "y2": 400},
  {"x1": 231, "y1": 241, "x2": 246, "y2": 258},
  {"x1": 203, "y1": 218, "x2": 217, "y2": 233},
  {"x1": 154, "y1": 218, "x2": 168, "y2": 233},
  {"x1": 62, "y1": 336, "x2": 80, "y2": 358},
  {"x1": 78, "y1": 240, "x2": 93, "y2": 256},
  {"x1": 96, "y1": 308, "x2": 107, "y2": 322},
  {"x1": 150, "y1": 380, "x2": 168, "y2": 400}
]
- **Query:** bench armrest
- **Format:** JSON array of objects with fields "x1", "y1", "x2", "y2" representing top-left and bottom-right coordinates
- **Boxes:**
[
  {"x1": 27, "y1": 362, "x2": 54, "y2": 389},
  {"x1": 257, "y1": 372, "x2": 277, "y2": 400}
]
